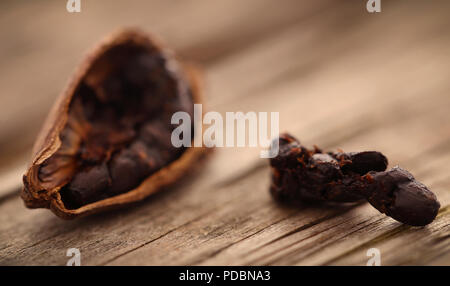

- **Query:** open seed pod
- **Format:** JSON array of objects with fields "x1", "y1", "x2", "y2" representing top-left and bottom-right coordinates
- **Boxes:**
[{"x1": 22, "y1": 29, "x2": 207, "y2": 219}]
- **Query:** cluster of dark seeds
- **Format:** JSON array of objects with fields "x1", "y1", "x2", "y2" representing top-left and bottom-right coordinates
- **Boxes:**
[{"x1": 269, "y1": 133, "x2": 440, "y2": 226}]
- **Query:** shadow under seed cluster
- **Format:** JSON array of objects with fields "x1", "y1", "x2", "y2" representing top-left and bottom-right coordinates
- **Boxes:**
[{"x1": 269, "y1": 133, "x2": 440, "y2": 226}]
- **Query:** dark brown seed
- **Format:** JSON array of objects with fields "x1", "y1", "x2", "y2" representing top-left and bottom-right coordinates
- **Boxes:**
[
  {"x1": 61, "y1": 163, "x2": 111, "y2": 209},
  {"x1": 338, "y1": 151, "x2": 388, "y2": 175},
  {"x1": 364, "y1": 167, "x2": 440, "y2": 226}
]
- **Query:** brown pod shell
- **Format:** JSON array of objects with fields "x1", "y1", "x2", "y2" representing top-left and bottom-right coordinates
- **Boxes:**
[{"x1": 21, "y1": 29, "x2": 208, "y2": 219}]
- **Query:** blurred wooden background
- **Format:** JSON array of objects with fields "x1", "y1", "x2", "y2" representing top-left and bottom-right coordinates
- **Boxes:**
[{"x1": 0, "y1": 0, "x2": 449, "y2": 265}]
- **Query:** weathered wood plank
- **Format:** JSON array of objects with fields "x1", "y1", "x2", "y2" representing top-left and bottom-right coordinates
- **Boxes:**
[
  {"x1": 324, "y1": 206, "x2": 450, "y2": 266},
  {"x1": 102, "y1": 1, "x2": 450, "y2": 264},
  {"x1": 107, "y1": 100, "x2": 450, "y2": 265},
  {"x1": 2, "y1": 57, "x2": 449, "y2": 265},
  {"x1": 1, "y1": 0, "x2": 450, "y2": 266}
]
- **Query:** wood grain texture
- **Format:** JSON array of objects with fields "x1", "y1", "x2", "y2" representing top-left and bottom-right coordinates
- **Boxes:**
[
  {"x1": 0, "y1": 0, "x2": 449, "y2": 265},
  {"x1": 0, "y1": 0, "x2": 333, "y2": 197}
]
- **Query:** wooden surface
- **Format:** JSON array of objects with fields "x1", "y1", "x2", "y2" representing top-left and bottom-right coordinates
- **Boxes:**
[{"x1": 1, "y1": 0, "x2": 449, "y2": 265}]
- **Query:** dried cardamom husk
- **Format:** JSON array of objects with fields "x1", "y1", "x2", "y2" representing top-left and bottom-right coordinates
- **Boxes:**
[{"x1": 22, "y1": 29, "x2": 207, "y2": 219}]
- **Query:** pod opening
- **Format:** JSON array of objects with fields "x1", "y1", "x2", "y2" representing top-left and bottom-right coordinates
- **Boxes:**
[{"x1": 38, "y1": 41, "x2": 194, "y2": 209}]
